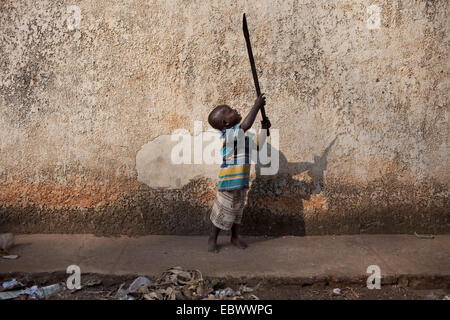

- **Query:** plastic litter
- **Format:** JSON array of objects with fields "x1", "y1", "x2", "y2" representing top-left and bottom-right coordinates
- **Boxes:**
[
  {"x1": 1, "y1": 255, "x2": 19, "y2": 260},
  {"x1": 0, "y1": 290, "x2": 23, "y2": 300},
  {"x1": 22, "y1": 285, "x2": 44, "y2": 299},
  {"x1": 215, "y1": 287, "x2": 235, "y2": 299},
  {"x1": 40, "y1": 283, "x2": 64, "y2": 298},
  {"x1": 0, "y1": 285, "x2": 43, "y2": 300},
  {"x1": 333, "y1": 288, "x2": 341, "y2": 295},
  {"x1": 2, "y1": 279, "x2": 24, "y2": 291},
  {"x1": 128, "y1": 276, "x2": 152, "y2": 293},
  {"x1": 115, "y1": 283, "x2": 128, "y2": 299},
  {"x1": 0, "y1": 283, "x2": 64, "y2": 300},
  {"x1": 414, "y1": 232, "x2": 435, "y2": 239}
]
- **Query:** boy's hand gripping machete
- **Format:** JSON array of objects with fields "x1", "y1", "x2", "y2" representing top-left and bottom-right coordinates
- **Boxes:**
[{"x1": 243, "y1": 13, "x2": 270, "y2": 136}]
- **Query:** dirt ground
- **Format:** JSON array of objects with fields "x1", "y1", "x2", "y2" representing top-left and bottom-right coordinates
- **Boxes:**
[{"x1": 1, "y1": 272, "x2": 449, "y2": 300}]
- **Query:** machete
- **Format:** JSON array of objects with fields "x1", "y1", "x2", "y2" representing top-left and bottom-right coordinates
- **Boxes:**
[{"x1": 243, "y1": 13, "x2": 270, "y2": 136}]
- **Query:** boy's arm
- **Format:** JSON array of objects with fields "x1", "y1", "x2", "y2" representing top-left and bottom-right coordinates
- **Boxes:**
[{"x1": 240, "y1": 93, "x2": 266, "y2": 132}]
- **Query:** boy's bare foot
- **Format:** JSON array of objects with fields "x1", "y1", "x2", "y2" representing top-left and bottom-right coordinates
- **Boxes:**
[
  {"x1": 231, "y1": 236, "x2": 247, "y2": 249},
  {"x1": 208, "y1": 237, "x2": 219, "y2": 252},
  {"x1": 208, "y1": 225, "x2": 221, "y2": 252}
]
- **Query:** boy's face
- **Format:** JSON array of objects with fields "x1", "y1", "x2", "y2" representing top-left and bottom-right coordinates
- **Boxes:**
[{"x1": 223, "y1": 106, "x2": 242, "y2": 128}]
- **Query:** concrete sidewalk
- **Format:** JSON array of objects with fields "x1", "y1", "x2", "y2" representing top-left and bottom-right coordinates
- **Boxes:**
[{"x1": 1, "y1": 234, "x2": 449, "y2": 282}]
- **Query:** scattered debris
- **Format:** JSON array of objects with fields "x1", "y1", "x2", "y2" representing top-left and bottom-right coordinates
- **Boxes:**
[
  {"x1": 23, "y1": 285, "x2": 45, "y2": 299},
  {"x1": 85, "y1": 278, "x2": 102, "y2": 288},
  {"x1": 0, "y1": 272, "x2": 447, "y2": 300},
  {"x1": 128, "y1": 276, "x2": 152, "y2": 293},
  {"x1": 414, "y1": 232, "x2": 435, "y2": 239},
  {"x1": 0, "y1": 282, "x2": 64, "y2": 300},
  {"x1": 0, "y1": 290, "x2": 23, "y2": 300},
  {"x1": 2, "y1": 255, "x2": 19, "y2": 260},
  {"x1": 67, "y1": 278, "x2": 101, "y2": 294},
  {"x1": 40, "y1": 283, "x2": 64, "y2": 298},
  {"x1": 0, "y1": 283, "x2": 64, "y2": 300},
  {"x1": 1, "y1": 279, "x2": 24, "y2": 291},
  {"x1": 115, "y1": 283, "x2": 130, "y2": 300},
  {"x1": 215, "y1": 287, "x2": 235, "y2": 299},
  {"x1": 239, "y1": 284, "x2": 253, "y2": 293},
  {"x1": 332, "y1": 288, "x2": 341, "y2": 295},
  {"x1": 345, "y1": 287, "x2": 360, "y2": 298},
  {"x1": 111, "y1": 266, "x2": 259, "y2": 300}
]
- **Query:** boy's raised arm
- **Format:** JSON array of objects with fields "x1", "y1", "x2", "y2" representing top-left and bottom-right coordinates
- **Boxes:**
[{"x1": 240, "y1": 93, "x2": 266, "y2": 132}]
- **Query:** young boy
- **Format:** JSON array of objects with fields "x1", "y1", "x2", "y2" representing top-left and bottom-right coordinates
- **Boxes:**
[{"x1": 207, "y1": 93, "x2": 270, "y2": 252}]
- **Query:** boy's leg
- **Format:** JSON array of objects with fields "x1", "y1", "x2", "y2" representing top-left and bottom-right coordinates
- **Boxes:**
[
  {"x1": 231, "y1": 223, "x2": 247, "y2": 249},
  {"x1": 208, "y1": 224, "x2": 221, "y2": 252},
  {"x1": 231, "y1": 189, "x2": 247, "y2": 249}
]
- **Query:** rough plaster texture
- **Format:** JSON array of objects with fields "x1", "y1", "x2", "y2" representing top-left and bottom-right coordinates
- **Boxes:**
[{"x1": 0, "y1": 0, "x2": 448, "y2": 235}]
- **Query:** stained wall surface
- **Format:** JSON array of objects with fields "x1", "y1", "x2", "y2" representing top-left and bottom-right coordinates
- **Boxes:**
[{"x1": 1, "y1": 0, "x2": 448, "y2": 235}]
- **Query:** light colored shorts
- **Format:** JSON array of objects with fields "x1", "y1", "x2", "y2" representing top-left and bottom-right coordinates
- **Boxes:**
[{"x1": 210, "y1": 189, "x2": 247, "y2": 231}]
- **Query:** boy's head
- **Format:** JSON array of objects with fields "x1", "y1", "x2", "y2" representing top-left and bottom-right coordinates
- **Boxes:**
[{"x1": 208, "y1": 105, "x2": 242, "y2": 131}]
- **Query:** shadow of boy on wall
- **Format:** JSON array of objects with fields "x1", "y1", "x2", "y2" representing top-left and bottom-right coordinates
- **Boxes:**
[{"x1": 242, "y1": 134, "x2": 342, "y2": 236}]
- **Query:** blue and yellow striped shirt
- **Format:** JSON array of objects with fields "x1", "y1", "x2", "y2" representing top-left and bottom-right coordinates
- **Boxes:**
[{"x1": 218, "y1": 123, "x2": 256, "y2": 191}]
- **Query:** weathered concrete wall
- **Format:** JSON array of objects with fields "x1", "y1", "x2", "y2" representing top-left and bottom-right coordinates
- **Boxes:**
[{"x1": 0, "y1": 0, "x2": 448, "y2": 235}]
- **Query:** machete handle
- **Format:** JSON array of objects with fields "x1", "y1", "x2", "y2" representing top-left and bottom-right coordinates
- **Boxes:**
[{"x1": 261, "y1": 118, "x2": 270, "y2": 137}]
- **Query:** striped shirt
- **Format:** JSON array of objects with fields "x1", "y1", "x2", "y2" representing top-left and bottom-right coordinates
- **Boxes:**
[{"x1": 218, "y1": 123, "x2": 256, "y2": 191}]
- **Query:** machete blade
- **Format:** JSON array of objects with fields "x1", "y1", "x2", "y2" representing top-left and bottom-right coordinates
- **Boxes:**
[{"x1": 242, "y1": 13, "x2": 269, "y2": 136}]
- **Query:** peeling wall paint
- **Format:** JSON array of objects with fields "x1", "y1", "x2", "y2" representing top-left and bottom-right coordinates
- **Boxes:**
[{"x1": 0, "y1": 0, "x2": 448, "y2": 235}]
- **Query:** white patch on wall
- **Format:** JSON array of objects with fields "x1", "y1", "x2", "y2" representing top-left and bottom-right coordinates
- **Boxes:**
[
  {"x1": 367, "y1": 5, "x2": 381, "y2": 30},
  {"x1": 66, "y1": 5, "x2": 81, "y2": 31},
  {"x1": 135, "y1": 131, "x2": 222, "y2": 189}
]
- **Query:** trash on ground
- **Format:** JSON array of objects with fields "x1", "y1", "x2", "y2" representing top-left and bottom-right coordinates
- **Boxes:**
[
  {"x1": 115, "y1": 283, "x2": 128, "y2": 299},
  {"x1": 333, "y1": 288, "x2": 341, "y2": 295},
  {"x1": 22, "y1": 285, "x2": 44, "y2": 299},
  {"x1": 1, "y1": 267, "x2": 260, "y2": 300},
  {"x1": 0, "y1": 282, "x2": 64, "y2": 300},
  {"x1": 40, "y1": 283, "x2": 64, "y2": 298},
  {"x1": 1, "y1": 279, "x2": 24, "y2": 291},
  {"x1": 414, "y1": 232, "x2": 435, "y2": 239},
  {"x1": 0, "y1": 290, "x2": 23, "y2": 300},
  {"x1": 0, "y1": 285, "x2": 42, "y2": 300},
  {"x1": 345, "y1": 287, "x2": 360, "y2": 298},
  {"x1": 215, "y1": 287, "x2": 235, "y2": 299},
  {"x1": 85, "y1": 278, "x2": 102, "y2": 287},
  {"x1": 1, "y1": 255, "x2": 19, "y2": 260},
  {"x1": 128, "y1": 276, "x2": 152, "y2": 293},
  {"x1": 112, "y1": 266, "x2": 259, "y2": 300},
  {"x1": 239, "y1": 284, "x2": 253, "y2": 293}
]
